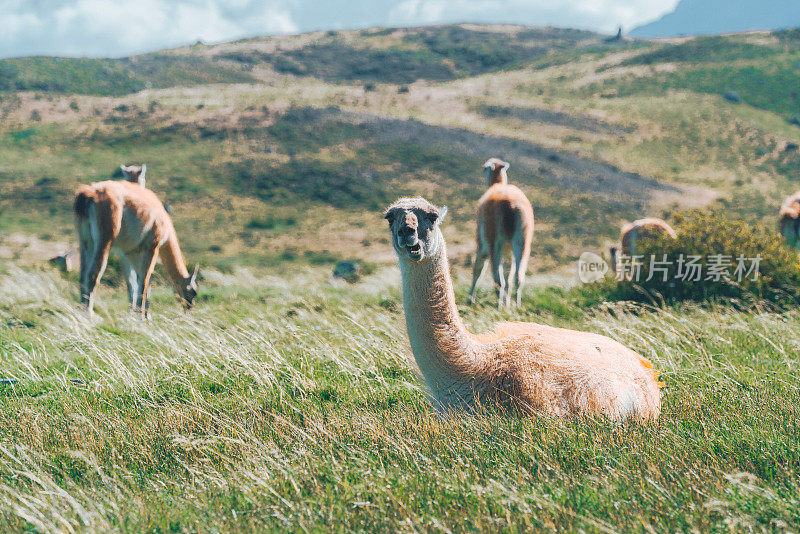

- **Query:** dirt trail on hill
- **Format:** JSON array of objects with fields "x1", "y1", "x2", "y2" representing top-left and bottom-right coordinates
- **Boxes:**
[{"x1": 473, "y1": 104, "x2": 633, "y2": 136}]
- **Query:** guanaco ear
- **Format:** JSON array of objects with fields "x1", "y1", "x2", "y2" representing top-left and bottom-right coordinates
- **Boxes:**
[
  {"x1": 138, "y1": 164, "x2": 146, "y2": 187},
  {"x1": 428, "y1": 206, "x2": 447, "y2": 225},
  {"x1": 501, "y1": 160, "x2": 510, "y2": 171},
  {"x1": 190, "y1": 264, "x2": 199, "y2": 286}
]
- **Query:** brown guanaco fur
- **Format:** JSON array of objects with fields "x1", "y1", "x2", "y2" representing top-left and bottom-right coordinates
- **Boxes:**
[
  {"x1": 385, "y1": 197, "x2": 661, "y2": 420},
  {"x1": 779, "y1": 192, "x2": 800, "y2": 249},
  {"x1": 610, "y1": 218, "x2": 677, "y2": 274},
  {"x1": 468, "y1": 158, "x2": 534, "y2": 307},
  {"x1": 73, "y1": 180, "x2": 197, "y2": 317}
]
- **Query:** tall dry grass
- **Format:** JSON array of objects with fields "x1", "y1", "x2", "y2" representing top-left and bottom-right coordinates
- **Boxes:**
[{"x1": 0, "y1": 262, "x2": 799, "y2": 531}]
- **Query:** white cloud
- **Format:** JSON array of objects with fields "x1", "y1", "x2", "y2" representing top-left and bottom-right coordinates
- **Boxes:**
[
  {"x1": 0, "y1": 0, "x2": 297, "y2": 58},
  {"x1": 388, "y1": 0, "x2": 680, "y2": 33}
]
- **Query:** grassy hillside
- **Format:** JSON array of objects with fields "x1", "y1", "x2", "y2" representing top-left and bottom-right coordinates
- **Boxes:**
[
  {"x1": 0, "y1": 100, "x2": 671, "y2": 271},
  {"x1": 589, "y1": 35, "x2": 800, "y2": 118},
  {"x1": 1, "y1": 264, "x2": 799, "y2": 531},
  {"x1": 0, "y1": 26, "x2": 600, "y2": 96},
  {"x1": 4, "y1": 25, "x2": 800, "y2": 278}
]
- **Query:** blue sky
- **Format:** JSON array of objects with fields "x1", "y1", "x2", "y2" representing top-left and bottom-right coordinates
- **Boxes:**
[{"x1": 0, "y1": 0, "x2": 680, "y2": 58}]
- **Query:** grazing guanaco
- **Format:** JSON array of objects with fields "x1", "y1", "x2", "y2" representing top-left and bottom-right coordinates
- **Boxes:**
[
  {"x1": 385, "y1": 197, "x2": 661, "y2": 420},
  {"x1": 467, "y1": 158, "x2": 534, "y2": 307},
  {"x1": 609, "y1": 218, "x2": 677, "y2": 274},
  {"x1": 119, "y1": 164, "x2": 146, "y2": 187},
  {"x1": 73, "y1": 180, "x2": 197, "y2": 317},
  {"x1": 779, "y1": 192, "x2": 800, "y2": 249}
]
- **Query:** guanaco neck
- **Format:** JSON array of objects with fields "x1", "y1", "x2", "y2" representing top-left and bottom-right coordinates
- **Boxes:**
[
  {"x1": 486, "y1": 168, "x2": 507, "y2": 186},
  {"x1": 399, "y1": 236, "x2": 481, "y2": 380},
  {"x1": 158, "y1": 230, "x2": 190, "y2": 292},
  {"x1": 491, "y1": 172, "x2": 507, "y2": 185}
]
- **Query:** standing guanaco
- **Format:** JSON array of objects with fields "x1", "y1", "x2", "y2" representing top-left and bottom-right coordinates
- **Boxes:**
[
  {"x1": 73, "y1": 179, "x2": 197, "y2": 317},
  {"x1": 467, "y1": 158, "x2": 534, "y2": 307}
]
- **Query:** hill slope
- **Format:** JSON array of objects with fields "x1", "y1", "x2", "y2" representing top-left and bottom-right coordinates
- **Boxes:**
[
  {"x1": 0, "y1": 26, "x2": 599, "y2": 96},
  {"x1": 1, "y1": 24, "x2": 799, "y2": 277}
]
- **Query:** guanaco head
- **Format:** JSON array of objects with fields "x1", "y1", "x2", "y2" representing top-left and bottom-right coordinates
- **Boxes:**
[
  {"x1": 483, "y1": 158, "x2": 509, "y2": 186},
  {"x1": 180, "y1": 264, "x2": 199, "y2": 310},
  {"x1": 384, "y1": 197, "x2": 448, "y2": 263},
  {"x1": 779, "y1": 201, "x2": 800, "y2": 235},
  {"x1": 120, "y1": 164, "x2": 146, "y2": 187}
]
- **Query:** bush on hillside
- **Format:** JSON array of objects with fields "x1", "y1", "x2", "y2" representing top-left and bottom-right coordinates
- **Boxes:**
[
  {"x1": 599, "y1": 209, "x2": 800, "y2": 306},
  {"x1": 776, "y1": 27, "x2": 800, "y2": 42},
  {"x1": 0, "y1": 62, "x2": 19, "y2": 90}
]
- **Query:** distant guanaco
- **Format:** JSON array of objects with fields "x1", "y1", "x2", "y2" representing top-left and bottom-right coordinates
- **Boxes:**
[
  {"x1": 609, "y1": 218, "x2": 677, "y2": 274},
  {"x1": 779, "y1": 192, "x2": 800, "y2": 249},
  {"x1": 385, "y1": 197, "x2": 661, "y2": 420},
  {"x1": 73, "y1": 179, "x2": 197, "y2": 317},
  {"x1": 467, "y1": 158, "x2": 534, "y2": 307},
  {"x1": 119, "y1": 164, "x2": 146, "y2": 187}
]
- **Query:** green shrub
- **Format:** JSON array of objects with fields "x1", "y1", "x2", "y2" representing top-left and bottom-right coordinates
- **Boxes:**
[
  {"x1": 600, "y1": 209, "x2": 800, "y2": 306},
  {"x1": 0, "y1": 62, "x2": 19, "y2": 90},
  {"x1": 246, "y1": 216, "x2": 297, "y2": 231},
  {"x1": 272, "y1": 55, "x2": 308, "y2": 75},
  {"x1": 776, "y1": 27, "x2": 800, "y2": 42},
  {"x1": 0, "y1": 55, "x2": 254, "y2": 96}
]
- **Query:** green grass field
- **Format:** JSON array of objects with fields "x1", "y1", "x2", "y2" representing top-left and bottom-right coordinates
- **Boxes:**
[
  {"x1": 3, "y1": 23, "x2": 800, "y2": 532},
  {"x1": 1, "y1": 264, "x2": 799, "y2": 532}
]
